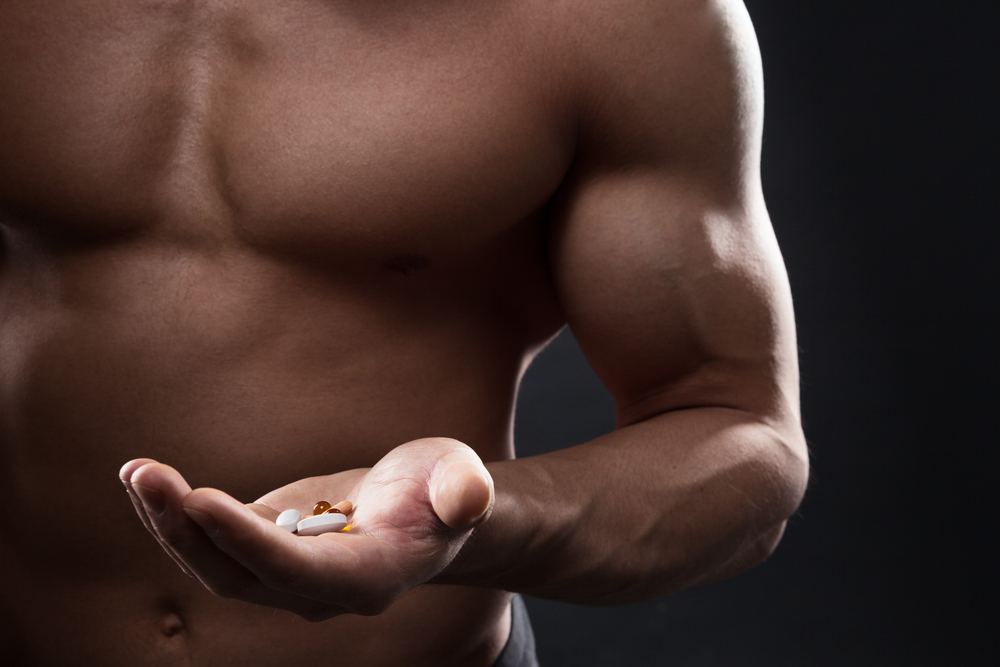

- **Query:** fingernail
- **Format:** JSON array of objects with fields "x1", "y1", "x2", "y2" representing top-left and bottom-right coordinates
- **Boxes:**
[
  {"x1": 132, "y1": 483, "x2": 167, "y2": 516},
  {"x1": 183, "y1": 507, "x2": 219, "y2": 535}
]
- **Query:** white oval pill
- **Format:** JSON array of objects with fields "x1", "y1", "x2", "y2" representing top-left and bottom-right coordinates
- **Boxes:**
[
  {"x1": 277, "y1": 509, "x2": 301, "y2": 532},
  {"x1": 297, "y1": 512, "x2": 348, "y2": 536}
]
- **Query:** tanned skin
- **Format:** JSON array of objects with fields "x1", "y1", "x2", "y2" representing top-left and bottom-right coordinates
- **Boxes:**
[{"x1": 0, "y1": 0, "x2": 807, "y2": 665}]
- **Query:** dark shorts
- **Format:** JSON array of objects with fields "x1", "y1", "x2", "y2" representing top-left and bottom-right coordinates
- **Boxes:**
[{"x1": 493, "y1": 595, "x2": 539, "y2": 667}]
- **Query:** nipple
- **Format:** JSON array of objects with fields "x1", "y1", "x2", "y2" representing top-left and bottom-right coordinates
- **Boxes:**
[{"x1": 385, "y1": 254, "x2": 430, "y2": 276}]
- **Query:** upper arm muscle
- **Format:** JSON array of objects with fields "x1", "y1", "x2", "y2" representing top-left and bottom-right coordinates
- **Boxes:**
[{"x1": 550, "y1": 0, "x2": 799, "y2": 429}]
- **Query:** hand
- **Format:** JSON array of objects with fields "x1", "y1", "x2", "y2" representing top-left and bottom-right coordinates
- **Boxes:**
[{"x1": 120, "y1": 437, "x2": 494, "y2": 621}]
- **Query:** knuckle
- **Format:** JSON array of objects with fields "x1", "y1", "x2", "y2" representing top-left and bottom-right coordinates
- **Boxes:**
[
  {"x1": 348, "y1": 596, "x2": 394, "y2": 617},
  {"x1": 295, "y1": 604, "x2": 339, "y2": 623},
  {"x1": 155, "y1": 524, "x2": 194, "y2": 548},
  {"x1": 205, "y1": 577, "x2": 252, "y2": 600},
  {"x1": 404, "y1": 436, "x2": 465, "y2": 452},
  {"x1": 259, "y1": 566, "x2": 306, "y2": 594},
  {"x1": 344, "y1": 582, "x2": 404, "y2": 617}
]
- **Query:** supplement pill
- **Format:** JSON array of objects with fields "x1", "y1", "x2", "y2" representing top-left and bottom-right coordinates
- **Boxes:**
[
  {"x1": 327, "y1": 500, "x2": 354, "y2": 515},
  {"x1": 297, "y1": 513, "x2": 348, "y2": 536},
  {"x1": 312, "y1": 501, "x2": 332, "y2": 515},
  {"x1": 276, "y1": 509, "x2": 301, "y2": 532}
]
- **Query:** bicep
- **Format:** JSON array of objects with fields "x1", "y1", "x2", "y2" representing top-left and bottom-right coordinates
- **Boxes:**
[
  {"x1": 550, "y1": 174, "x2": 797, "y2": 426},
  {"x1": 550, "y1": 0, "x2": 798, "y2": 429}
]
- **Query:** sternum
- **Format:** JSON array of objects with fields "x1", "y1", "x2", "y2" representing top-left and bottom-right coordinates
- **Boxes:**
[{"x1": 153, "y1": 15, "x2": 237, "y2": 237}]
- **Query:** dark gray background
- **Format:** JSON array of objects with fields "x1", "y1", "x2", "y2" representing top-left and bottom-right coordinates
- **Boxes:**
[{"x1": 512, "y1": 2, "x2": 997, "y2": 664}]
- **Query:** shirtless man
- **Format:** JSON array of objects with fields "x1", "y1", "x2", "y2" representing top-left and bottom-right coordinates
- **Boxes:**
[{"x1": 0, "y1": 0, "x2": 808, "y2": 664}]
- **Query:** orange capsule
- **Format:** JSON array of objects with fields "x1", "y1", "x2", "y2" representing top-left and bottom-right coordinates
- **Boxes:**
[
  {"x1": 313, "y1": 501, "x2": 332, "y2": 515},
  {"x1": 326, "y1": 500, "x2": 354, "y2": 515}
]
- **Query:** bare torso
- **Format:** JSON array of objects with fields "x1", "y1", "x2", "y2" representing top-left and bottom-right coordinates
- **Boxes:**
[{"x1": 0, "y1": 0, "x2": 576, "y2": 663}]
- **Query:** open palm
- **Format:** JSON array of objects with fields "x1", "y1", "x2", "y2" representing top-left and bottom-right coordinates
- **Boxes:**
[{"x1": 121, "y1": 438, "x2": 494, "y2": 621}]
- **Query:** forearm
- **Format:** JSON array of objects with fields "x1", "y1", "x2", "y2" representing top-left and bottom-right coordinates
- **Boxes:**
[{"x1": 436, "y1": 406, "x2": 808, "y2": 605}]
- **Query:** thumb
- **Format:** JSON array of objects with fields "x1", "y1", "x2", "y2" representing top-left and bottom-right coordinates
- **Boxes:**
[{"x1": 428, "y1": 447, "x2": 494, "y2": 530}]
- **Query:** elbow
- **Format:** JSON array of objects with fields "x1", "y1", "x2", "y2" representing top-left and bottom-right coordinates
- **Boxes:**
[
  {"x1": 725, "y1": 520, "x2": 788, "y2": 577},
  {"x1": 741, "y1": 426, "x2": 809, "y2": 570},
  {"x1": 716, "y1": 421, "x2": 808, "y2": 582},
  {"x1": 777, "y1": 423, "x2": 810, "y2": 522}
]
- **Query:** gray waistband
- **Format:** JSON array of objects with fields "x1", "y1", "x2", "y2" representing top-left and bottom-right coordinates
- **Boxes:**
[{"x1": 493, "y1": 595, "x2": 539, "y2": 667}]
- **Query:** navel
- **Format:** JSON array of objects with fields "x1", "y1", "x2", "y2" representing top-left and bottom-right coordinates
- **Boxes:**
[
  {"x1": 152, "y1": 605, "x2": 190, "y2": 665},
  {"x1": 159, "y1": 611, "x2": 186, "y2": 639}
]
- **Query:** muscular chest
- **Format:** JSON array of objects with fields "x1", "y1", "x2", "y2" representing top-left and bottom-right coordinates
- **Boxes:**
[{"x1": 0, "y1": 0, "x2": 574, "y2": 259}]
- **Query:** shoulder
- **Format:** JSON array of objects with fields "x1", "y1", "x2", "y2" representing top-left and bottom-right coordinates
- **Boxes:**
[
  {"x1": 544, "y1": 0, "x2": 765, "y2": 198},
  {"x1": 552, "y1": 0, "x2": 760, "y2": 76}
]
